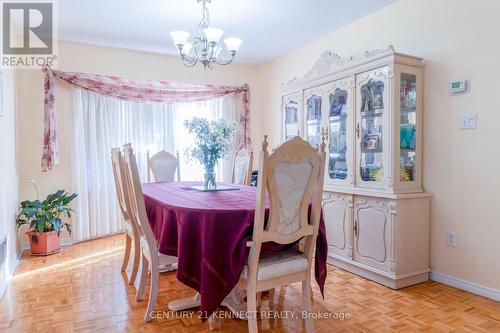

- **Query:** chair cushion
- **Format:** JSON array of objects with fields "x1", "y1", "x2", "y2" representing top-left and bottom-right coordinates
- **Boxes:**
[{"x1": 241, "y1": 248, "x2": 308, "y2": 281}]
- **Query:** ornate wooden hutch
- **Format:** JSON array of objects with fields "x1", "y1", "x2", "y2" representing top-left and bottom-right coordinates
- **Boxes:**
[{"x1": 281, "y1": 46, "x2": 431, "y2": 288}]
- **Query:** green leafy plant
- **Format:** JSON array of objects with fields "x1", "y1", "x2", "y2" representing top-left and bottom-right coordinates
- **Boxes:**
[{"x1": 16, "y1": 180, "x2": 77, "y2": 243}]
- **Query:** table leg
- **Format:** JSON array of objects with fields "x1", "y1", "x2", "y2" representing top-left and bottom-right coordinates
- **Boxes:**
[
  {"x1": 221, "y1": 289, "x2": 247, "y2": 320},
  {"x1": 168, "y1": 289, "x2": 248, "y2": 320},
  {"x1": 168, "y1": 292, "x2": 201, "y2": 311}
]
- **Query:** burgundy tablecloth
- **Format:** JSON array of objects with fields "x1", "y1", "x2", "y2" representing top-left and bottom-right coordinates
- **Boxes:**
[{"x1": 142, "y1": 181, "x2": 328, "y2": 318}]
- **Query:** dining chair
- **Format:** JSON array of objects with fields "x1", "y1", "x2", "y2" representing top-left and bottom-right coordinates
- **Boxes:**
[
  {"x1": 231, "y1": 148, "x2": 253, "y2": 185},
  {"x1": 241, "y1": 134, "x2": 326, "y2": 333},
  {"x1": 122, "y1": 143, "x2": 178, "y2": 322},
  {"x1": 147, "y1": 150, "x2": 180, "y2": 183},
  {"x1": 111, "y1": 148, "x2": 141, "y2": 285}
]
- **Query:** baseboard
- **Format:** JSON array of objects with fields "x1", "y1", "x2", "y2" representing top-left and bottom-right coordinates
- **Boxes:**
[
  {"x1": 0, "y1": 249, "x2": 22, "y2": 300},
  {"x1": 430, "y1": 271, "x2": 500, "y2": 302},
  {"x1": 21, "y1": 237, "x2": 74, "y2": 252}
]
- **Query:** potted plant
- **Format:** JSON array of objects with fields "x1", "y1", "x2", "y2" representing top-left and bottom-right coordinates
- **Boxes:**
[{"x1": 16, "y1": 180, "x2": 77, "y2": 255}]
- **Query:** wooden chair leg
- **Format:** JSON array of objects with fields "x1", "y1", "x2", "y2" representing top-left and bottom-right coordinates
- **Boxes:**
[
  {"x1": 136, "y1": 253, "x2": 148, "y2": 301},
  {"x1": 129, "y1": 235, "x2": 141, "y2": 285},
  {"x1": 208, "y1": 314, "x2": 216, "y2": 331},
  {"x1": 247, "y1": 287, "x2": 258, "y2": 333},
  {"x1": 121, "y1": 233, "x2": 131, "y2": 272},
  {"x1": 268, "y1": 288, "x2": 275, "y2": 311},
  {"x1": 144, "y1": 266, "x2": 159, "y2": 322},
  {"x1": 256, "y1": 292, "x2": 262, "y2": 312},
  {"x1": 302, "y1": 279, "x2": 314, "y2": 333}
]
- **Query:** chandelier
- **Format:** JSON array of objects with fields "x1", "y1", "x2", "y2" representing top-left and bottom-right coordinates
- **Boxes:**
[{"x1": 170, "y1": 0, "x2": 242, "y2": 69}]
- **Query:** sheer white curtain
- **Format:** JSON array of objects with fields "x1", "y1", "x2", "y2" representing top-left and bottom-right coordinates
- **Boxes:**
[{"x1": 71, "y1": 88, "x2": 238, "y2": 241}]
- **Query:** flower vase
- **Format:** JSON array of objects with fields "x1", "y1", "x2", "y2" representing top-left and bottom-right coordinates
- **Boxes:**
[{"x1": 204, "y1": 166, "x2": 217, "y2": 190}]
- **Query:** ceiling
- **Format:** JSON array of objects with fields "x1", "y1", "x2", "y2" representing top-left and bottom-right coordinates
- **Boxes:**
[{"x1": 57, "y1": 0, "x2": 397, "y2": 65}]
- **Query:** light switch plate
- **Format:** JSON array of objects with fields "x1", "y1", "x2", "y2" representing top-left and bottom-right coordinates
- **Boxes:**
[{"x1": 459, "y1": 112, "x2": 476, "y2": 129}]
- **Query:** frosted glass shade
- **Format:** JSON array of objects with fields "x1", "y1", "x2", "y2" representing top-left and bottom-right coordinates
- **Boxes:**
[
  {"x1": 203, "y1": 27, "x2": 223, "y2": 43},
  {"x1": 181, "y1": 42, "x2": 193, "y2": 55},
  {"x1": 170, "y1": 31, "x2": 190, "y2": 46},
  {"x1": 224, "y1": 37, "x2": 242, "y2": 52}
]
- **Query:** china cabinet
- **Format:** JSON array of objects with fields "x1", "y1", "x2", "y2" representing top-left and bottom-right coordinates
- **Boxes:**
[{"x1": 281, "y1": 46, "x2": 431, "y2": 289}]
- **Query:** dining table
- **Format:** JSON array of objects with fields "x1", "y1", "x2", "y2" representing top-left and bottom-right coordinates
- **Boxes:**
[{"x1": 142, "y1": 181, "x2": 328, "y2": 319}]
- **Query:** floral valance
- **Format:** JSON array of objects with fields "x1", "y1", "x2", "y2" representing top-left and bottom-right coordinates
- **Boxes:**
[{"x1": 42, "y1": 66, "x2": 251, "y2": 171}]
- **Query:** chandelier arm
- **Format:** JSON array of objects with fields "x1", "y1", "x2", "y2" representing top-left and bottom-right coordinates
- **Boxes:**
[
  {"x1": 214, "y1": 56, "x2": 235, "y2": 66},
  {"x1": 182, "y1": 57, "x2": 198, "y2": 67},
  {"x1": 180, "y1": 53, "x2": 198, "y2": 66},
  {"x1": 180, "y1": 52, "x2": 197, "y2": 63},
  {"x1": 193, "y1": 36, "x2": 204, "y2": 44},
  {"x1": 208, "y1": 43, "x2": 217, "y2": 62}
]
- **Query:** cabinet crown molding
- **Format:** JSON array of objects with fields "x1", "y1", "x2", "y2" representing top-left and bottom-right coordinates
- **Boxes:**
[{"x1": 282, "y1": 45, "x2": 405, "y2": 91}]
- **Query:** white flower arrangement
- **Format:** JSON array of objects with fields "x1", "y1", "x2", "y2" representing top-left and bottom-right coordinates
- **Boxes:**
[{"x1": 184, "y1": 118, "x2": 237, "y2": 188}]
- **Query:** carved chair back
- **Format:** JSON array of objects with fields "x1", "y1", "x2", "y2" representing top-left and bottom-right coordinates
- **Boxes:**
[
  {"x1": 147, "y1": 150, "x2": 180, "y2": 183},
  {"x1": 250, "y1": 135, "x2": 326, "y2": 268},
  {"x1": 122, "y1": 144, "x2": 159, "y2": 262},
  {"x1": 231, "y1": 148, "x2": 253, "y2": 185}
]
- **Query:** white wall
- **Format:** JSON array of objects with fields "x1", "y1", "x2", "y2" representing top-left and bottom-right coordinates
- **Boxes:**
[
  {"x1": 0, "y1": 69, "x2": 20, "y2": 294},
  {"x1": 256, "y1": 0, "x2": 500, "y2": 291}
]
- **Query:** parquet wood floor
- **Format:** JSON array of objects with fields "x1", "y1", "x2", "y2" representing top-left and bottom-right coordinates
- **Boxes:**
[{"x1": 0, "y1": 234, "x2": 498, "y2": 332}]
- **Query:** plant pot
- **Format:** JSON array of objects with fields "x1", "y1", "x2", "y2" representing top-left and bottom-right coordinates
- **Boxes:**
[{"x1": 26, "y1": 230, "x2": 61, "y2": 255}]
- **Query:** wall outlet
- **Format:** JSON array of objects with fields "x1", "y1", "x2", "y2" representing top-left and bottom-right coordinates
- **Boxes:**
[{"x1": 447, "y1": 232, "x2": 457, "y2": 248}]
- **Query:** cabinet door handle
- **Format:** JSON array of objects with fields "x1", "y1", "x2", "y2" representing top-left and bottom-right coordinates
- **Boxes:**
[
  {"x1": 353, "y1": 220, "x2": 358, "y2": 237},
  {"x1": 355, "y1": 123, "x2": 360, "y2": 138},
  {"x1": 321, "y1": 127, "x2": 328, "y2": 142}
]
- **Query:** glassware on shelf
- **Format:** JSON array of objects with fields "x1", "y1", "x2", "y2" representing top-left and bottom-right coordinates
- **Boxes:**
[
  {"x1": 328, "y1": 88, "x2": 348, "y2": 180},
  {"x1": 400, "y1": 74, "x2": 417, "y2": 109},
  {"x1": 329, "y1": 88, "x2": 347, "y2": 117},
  {"x1": 361, "y1": 133, "x2": 382, "y2": 150},
  {"x1": 400, "y1": 155, "x2": 415, "y2": 181},
  {"x1": 372, "y1": 81, "x2": 384, "y2": 110},
  {"x1": 400, "y1": 124, "x2": 416, "y2": 150},
  {"x1": 284, "y1": 101, "x2": 299, "y2": 140},
  {"x1": 360, "y1": 164, "x2": 384, "y2": 182},
  {"x1": 399, "y1": 72, "x2": 417, "y2": 182},
  {"x1": 306, "y1": 95, "x2": 322, "y2": 147},
  {"x1": 359, "y1": 79, "x2": 385, "y2": 183},
  {"x1": 330, "y1": 130, "x2": 347, "y2": 153},
  {"x1": 329, "y1": 158, "x2": 347, "y2": 180}
]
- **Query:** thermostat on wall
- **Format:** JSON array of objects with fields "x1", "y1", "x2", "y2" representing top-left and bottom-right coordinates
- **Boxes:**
[{"x1": 449, "y1": 79, "x2": 468, "y2": 95}]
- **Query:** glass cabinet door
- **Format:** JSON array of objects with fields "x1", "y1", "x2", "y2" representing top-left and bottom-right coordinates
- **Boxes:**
[
  {"x1": 282, "y1": 92, "x2": 302, "y2": 141},
  {"x1": 358, "y1": 77, "x2": 386, "y2": 184},
  {"x1": 328, "y1": 88, "x2": 349, "y2": 180},
  {"x1": 399, "y1": 73, "x2": 417, "y2": 182},
  {"x1": 305, "y1": 95, "x2": 322, "y2": 148}
]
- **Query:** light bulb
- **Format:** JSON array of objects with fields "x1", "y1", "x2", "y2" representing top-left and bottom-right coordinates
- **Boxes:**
[{"x1": 203, "y1": 27, "x2": 223, "y2": 44}]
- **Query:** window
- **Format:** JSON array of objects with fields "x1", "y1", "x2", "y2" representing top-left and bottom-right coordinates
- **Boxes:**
[{"x1": 71, "y1": 88, "x2": 238, "y2": 241}]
